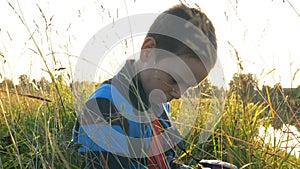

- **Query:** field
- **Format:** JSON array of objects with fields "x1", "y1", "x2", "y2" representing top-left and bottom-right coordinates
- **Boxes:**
[{"x1": 0, "y1": 76, "x2": 299, "y2": 168}]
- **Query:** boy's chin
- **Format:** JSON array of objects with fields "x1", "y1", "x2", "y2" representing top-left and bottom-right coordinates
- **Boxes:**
[
  {"x1": 149, "y1": 96, "x2": 167, "y2": 104},
  {"x1": 148, "y1": 89, "x2": 167, "y2": 104}
]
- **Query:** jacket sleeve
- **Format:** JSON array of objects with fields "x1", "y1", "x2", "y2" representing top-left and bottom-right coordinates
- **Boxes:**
[{"x1": 74, "y1": 98, "x2": 131, "y2": 169}]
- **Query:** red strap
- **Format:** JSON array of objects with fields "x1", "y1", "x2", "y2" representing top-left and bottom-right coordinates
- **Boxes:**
[{"x1": 148, "y1": 118, "x2": 167, "y2": 169}]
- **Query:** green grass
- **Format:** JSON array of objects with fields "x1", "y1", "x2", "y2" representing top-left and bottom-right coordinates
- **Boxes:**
[
  {"x1": 0, "y1": 80, "x2": 80, "y2": 169},
  {"x1": 171, "y1": 84, "x2": 300, "y2": 169},
  {"x1": 1, "y1": 78, "x2": 299, "y2": 168}
]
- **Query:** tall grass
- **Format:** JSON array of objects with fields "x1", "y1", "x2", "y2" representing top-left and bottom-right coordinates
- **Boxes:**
[
  {"x1": 1, "y1": 77, "x2": 300, "y2": 168},
  {"x1": 1, "y1": 2, "x2": 81, "y2": 168},
  {"x1": 171, "y1": 79, "x2": 300, "y2": 168},
  {"x1": 1, "y1": 1, "x2": 300, "y2": 169},
  {"x1": 0, "y1": 79, "x2": 80, "y2": 168}
]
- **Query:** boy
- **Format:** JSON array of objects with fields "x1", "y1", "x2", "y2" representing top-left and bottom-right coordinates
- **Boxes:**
[{"x1": 73, "y1": 3, "x2": 217, "y2": 169}]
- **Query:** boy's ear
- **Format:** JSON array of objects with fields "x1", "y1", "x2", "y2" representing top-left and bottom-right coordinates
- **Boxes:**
[{"x1": 140, "y1": 37, "x2": 156, "y2": 62}]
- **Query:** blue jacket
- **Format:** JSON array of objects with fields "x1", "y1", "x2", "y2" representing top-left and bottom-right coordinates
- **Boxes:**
[{"x1": 72, "y1": 60, "x2": 188, "y2": 169}]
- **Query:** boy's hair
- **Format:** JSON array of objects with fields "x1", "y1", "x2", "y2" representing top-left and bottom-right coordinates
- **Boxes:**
[{"x1": 146, "y1": 4, "x2": 217, "y2": 70}]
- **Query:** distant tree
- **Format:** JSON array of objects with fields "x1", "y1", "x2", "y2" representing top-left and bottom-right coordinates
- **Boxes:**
[
  {"x1": 38, "y1": 77, "x2": 50, "y2": 93},
  {"x1": 18, "y1": 74, "x2": 29, "y2": 88},
  {"x1": 228, "y1": 73, "x2": 258, "y2": 105},
  {"x1": 260, "y1": 83, "x2": 300, "y2": 130},
  {"x1": 284, "y1": 85, "x2": 300, "y2": 111},
  {"x1": 17, "y1": 74, "x2": 31, "y2": 93},
  {"x1": 0, "y1": 78, "x2": 14, "y2": 90},
  {"x1": 281, "y1": 85, "x2": 300, "y2": 130},
  {"x1": 199, "y1": 78, "x2": 213, "y2": 97}
]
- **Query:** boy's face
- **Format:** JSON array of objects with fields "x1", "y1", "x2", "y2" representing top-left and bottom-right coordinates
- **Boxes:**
[{"x1": 139, "y1": 54, "x2": 208, "y2": 104}]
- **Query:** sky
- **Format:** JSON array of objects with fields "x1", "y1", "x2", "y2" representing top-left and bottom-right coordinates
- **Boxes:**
[{"x1": 0, "y1": 0, "x2": 300, "y2": 88}]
